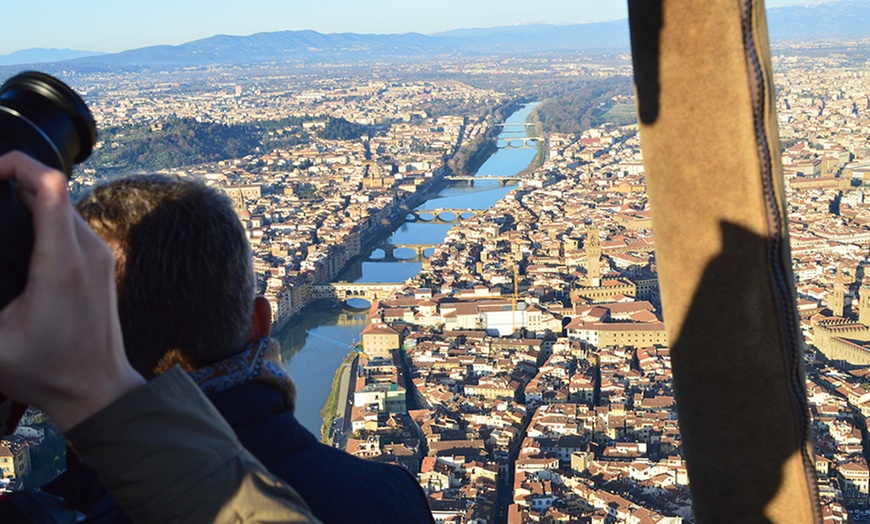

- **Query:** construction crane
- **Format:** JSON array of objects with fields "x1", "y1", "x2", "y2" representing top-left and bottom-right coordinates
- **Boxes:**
[{"x1": 511, "y1": 263, "x2": 519, "y2": 335}]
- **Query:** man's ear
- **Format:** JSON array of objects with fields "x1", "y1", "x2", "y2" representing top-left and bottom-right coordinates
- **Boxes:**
[{"x1": 249, "y1": 295, "x2": 272, "y2": 342}]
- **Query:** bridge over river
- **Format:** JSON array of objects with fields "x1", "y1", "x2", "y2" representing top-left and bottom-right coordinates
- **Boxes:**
[
  {"x1": 312, "y1": 282, "x2": 406, "y2": 303},
  {"x1": 494, "y1": 122, "x2": 539, "y2": 149},
  {"x1": 495, "y1": 122, "x2": 535, "y2": 128},
  {"x1": 369, "y1": 243, "x2": 439, "y2": 259},
  {"x1": 404, "y1": 208, "x2": 477, "y2": 223},
  {"x1": 444, "y1": 174, "x2": 523, "y2": 185},
  {"x1": 497, "y1": 137, "x2": 539, "y2": 149}
]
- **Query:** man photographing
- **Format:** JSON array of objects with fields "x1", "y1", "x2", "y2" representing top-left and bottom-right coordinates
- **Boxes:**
[
  {"x1": 40, "y1": 173, "x2": 432, "y2": 523},
  {"x1": 0, "y1": 151, "x2": 318, "y2": 523}
]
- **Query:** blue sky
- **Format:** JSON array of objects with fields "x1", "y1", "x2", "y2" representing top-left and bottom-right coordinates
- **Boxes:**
[{"x1": 2, "y1": 0, "x2": 811, "y2": 56}]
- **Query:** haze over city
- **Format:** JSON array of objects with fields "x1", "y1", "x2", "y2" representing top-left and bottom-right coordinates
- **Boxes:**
[{"x1": 2, "y1": 0, "x2": 816, "y2": 55}]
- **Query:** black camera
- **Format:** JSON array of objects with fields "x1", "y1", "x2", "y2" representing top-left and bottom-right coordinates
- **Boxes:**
[{"x1": 0, "y1": 71, "x2": 98, "y2": 310}]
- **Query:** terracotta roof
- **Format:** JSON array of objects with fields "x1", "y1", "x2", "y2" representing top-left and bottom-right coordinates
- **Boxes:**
[{"x1": 361, "y1": 323, "x2": 400, "y2": 336}]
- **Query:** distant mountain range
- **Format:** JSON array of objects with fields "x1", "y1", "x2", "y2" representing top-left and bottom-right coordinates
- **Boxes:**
[
  {"x1": 1, "y1": 0, "x2": 867, "y2": 70},
  {"x1": 0, "y1": 48, "x2": 103, "y2": 66},
  {"x1": 767, "y1": 0, "x2": 870, "y2": 40},
  {"x1": 434, "y1": 21, "x2": 631, "y2": 53},
  {"x1": 62, "y1": 31, "x2": 453, "y2": 68}
]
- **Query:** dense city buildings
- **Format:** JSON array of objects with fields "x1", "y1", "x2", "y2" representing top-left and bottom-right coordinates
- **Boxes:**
[{"x1": 2, "y1": 42, "x2": 870, "y2": 523}]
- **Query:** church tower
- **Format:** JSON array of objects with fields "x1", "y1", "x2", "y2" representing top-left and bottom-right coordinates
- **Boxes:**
[
  {"x1": 586, "y1": 225, "x2": 601, "y2": 288},
  {"x1": 830, "y1": 267, "x2": 845, "y2": 318},
  {"x1": 859, "y1": 276, "x2": 870, "y2": 328}
]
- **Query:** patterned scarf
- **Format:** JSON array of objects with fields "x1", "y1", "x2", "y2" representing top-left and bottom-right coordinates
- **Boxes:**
[{"x1": 187, "y1": 337, "x2": 296, "y2": 412}]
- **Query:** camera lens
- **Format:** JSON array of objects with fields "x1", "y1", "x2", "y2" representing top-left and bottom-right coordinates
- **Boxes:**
[
  {"x1": 0, "y1": 72, "x2": 98, "y2": 309},
  {"x1": 0, "y1": 71, "x2": 97, "y2": 175}
]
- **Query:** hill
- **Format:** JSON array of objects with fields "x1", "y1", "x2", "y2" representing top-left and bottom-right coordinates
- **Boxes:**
[
  {"x1": 1, "y1": 0, "x2": 867, "y2": 71},
  {"x1": 0, "y1": 48, "x2": 103, "y2": 66},
  {"x1": 767, "y1": 0, "x2": 870, "y2": 40}
]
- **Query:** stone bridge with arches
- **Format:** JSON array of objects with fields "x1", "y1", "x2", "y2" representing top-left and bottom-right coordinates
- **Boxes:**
[
  {"x1": 495, "y1": 122, "x2": 535, "y2": 129},
  {"x1": 444, "y1": 174, "x2": 523, "y2": 186},
  {"x1": 405, "y1": 208, "x2": 477, "y2": 224},
  {"x1": 312, "y1": 282, "x2": 405, "y2": 303},
  {"x1": 370, "y1": 243, "x2": 439, "y2": 260},
  {"x1": 497, "y1": 137, "x2": 539, "y2": 149}
]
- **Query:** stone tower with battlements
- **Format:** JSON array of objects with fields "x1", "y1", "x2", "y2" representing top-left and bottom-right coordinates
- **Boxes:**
[
  {"x1": 830, "y1": 267, "x2": 845, "y2": 318},
  {"x1": 586, "y1": 225, "x2": 601, "y2": 288}
]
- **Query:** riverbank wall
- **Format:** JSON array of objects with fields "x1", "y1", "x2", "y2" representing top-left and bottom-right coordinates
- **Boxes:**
[{"x1": 320, "y1": 351, "x2": 357, "y2": 444}]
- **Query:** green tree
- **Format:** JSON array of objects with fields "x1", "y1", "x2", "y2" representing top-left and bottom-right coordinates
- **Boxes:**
[{"x1": 318, "y1": 117, "x2": 368, "y2": 141}]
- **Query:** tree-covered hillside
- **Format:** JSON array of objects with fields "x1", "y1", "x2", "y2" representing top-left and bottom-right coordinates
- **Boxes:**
[
  {"x1": 318, "y1": 117, "x2": 369, "y2": 141},
  {"x1": 88, "y1": 117, "x2": 260, "y2": 171}
]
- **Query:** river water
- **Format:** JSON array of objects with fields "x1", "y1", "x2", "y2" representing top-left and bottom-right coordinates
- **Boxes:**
[{"x1": 277, "y1": 102, "x2": 540, "y2": 436}]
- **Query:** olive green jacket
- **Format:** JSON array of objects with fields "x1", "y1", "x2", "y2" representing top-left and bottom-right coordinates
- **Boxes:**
[{"x1": 66, "y1": 367, "x2": 321, "y2": 523}]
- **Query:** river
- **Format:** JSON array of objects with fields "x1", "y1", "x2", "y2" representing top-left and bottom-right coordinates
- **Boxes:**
[{"x1": 276, "y1": 102, "x2": 541, "y2": 436}]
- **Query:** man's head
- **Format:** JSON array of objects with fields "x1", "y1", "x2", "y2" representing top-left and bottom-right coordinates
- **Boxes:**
[{"x1": 76, "y1": 175, "x2": 269, "y2": 378}]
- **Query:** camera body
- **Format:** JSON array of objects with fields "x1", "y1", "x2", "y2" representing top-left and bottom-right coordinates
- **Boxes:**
[{"x1": 0, "y1": 72, "x2": 97, "y2": 309}]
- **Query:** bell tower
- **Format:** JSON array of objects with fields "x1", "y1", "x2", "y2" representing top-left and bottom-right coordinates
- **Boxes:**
[
  {"x1": 830, "y1": 267, "x2": 845, "y2": 318},
  {"x1": 586, "y1": 225, "x2": 601, "y2": 288}
]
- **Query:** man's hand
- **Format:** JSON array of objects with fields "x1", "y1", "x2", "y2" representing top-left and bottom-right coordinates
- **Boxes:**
[{"x1": 0, "y1": 152, "x2": 145, "y2": 431}]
